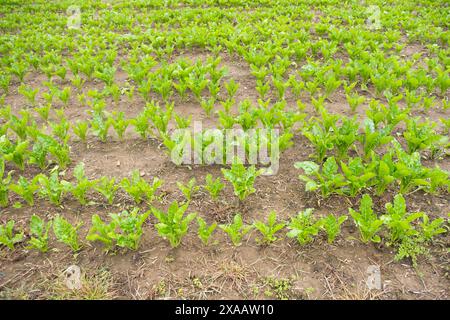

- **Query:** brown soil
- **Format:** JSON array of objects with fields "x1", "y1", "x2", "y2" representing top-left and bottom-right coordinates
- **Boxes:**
[{"x1": 0, "y1": 50, "x2": 449, "y2": 300}]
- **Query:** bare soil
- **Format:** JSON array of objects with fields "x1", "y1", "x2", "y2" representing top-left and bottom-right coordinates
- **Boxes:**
[{"x1": 0, "y1": 50, "x2": 449, "y2": 300}]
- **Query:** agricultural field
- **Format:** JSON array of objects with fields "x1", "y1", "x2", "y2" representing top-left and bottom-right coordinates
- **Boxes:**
[{"x1": 0, "y1": 0, "x2": 449, "y2": 301}]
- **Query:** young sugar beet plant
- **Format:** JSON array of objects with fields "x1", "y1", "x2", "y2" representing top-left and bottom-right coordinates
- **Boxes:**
[
  {"x1": 286, "y1": 209, "x2": 323, "y2": 245},
  {"x1": 320, "y1": 214, "x2": 348, "y2": 244},
  {"x1": 0, "y1": 158, "x2": 12, "y2": 207},
  {"x1": 177, "y1": 178, "x2": 200, "y2": 202},
  {"x1": 121, "y1": 170, "x2": 162, "y2": 204},
  {"x1": 219, "y1": 213, "x2": 253, "y2": 247},
  {"x1": 380, "y1": 194, "x2": 446, "y2": 267},
  {"x1": 151, "y1": 201, "x2": 197, "y2": 248},
  {"x1": 36, "y1": 170, "x2": 71, "y2": 206},
  {"x1": 94, "y1": 177, "x2": 119, "y2": 205},
  {"x1": 349, "y1": 194, "x2": 383, "y2": 244},
  {"x1": 294, "y1": 157, "x2": 347, "y2": 198},
  {"x1": 0, "y1": 135, "x2": 29, "y2": 171},
  {"x1": 9, "y1": 176, "x2": 39, "y2": 206},
  {"x1": 196, "y1": 217, "x2": 217, "y2": 246},
  {"x1": 87, "y1": 208, "x2": 151, "y2": 251},
  {"x1": 27, "y1": 215, "x2": 52, "y2": 253},
  {"x1": 52, "y1": 215, "x2": 82, "y2": 252},
  {"x1": 69, "y1": 162, "x2": 94, "y2": 205},
  {"x1": 0, "y1": 220, "x2": 24, "y2": 250},
  {"x1": 221, "y1": 159, "x2": 263, "y2": 204},
  {"x1": 253, "y1": 211, "x2": 286, "y2": 245},
  {"x1": 203, "y1": 174, "x2": 224, "y2": 201}
]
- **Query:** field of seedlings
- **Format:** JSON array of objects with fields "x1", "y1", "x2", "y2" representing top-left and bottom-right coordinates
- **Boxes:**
[{"x1": 0, "y1": 0, "x2": 449, "y2": 300}]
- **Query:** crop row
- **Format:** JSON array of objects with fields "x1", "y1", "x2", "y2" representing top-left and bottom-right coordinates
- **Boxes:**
[{"x1": 1, "y1": 193, "x2": 447, "y2": 268}]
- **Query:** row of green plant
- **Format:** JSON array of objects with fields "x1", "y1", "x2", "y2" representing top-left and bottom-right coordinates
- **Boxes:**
[
  {"x1": 302, "y1": 100, "x2": 448, "y2": 164},
  {"x1": 1, "y1": 194, "x2": 447, "y2": 267},
  {"x1": 1, "y1": 93, "x2": 304, "y2": 161},
  {"x1": 295, "y1": 143, "x2": 449, "y2": 198},
  {"x1": 0, "y1": 160, "x2": 263, "y2": 208},
  {"x1": 1, "y1": 5, "x2": 448, "y2": 104}
]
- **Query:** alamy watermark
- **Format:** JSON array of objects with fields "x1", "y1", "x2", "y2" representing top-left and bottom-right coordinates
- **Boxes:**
[
  {"x1": 66, "y1": 6, "x2": 81, "y2": 29},
  {"x1": 366, "y1": 5, "x2": 381, "y2": 30},
  {"x1": 169, "y1": 122, "x2": 280, "y2": 175}
]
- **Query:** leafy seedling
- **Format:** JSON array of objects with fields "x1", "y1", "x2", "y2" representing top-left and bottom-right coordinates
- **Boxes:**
[
  {"x1": 0, "y1": 220, "x2": 24, "y2": 250},
  {"x1": 152, "y1": 201, "x2": 197, "y2": 248},
  {"x1": 27, "y1": 215, "x2": 52, "y2": 252},
  {"x1": 196, "y1": 217, "x2": 217, "y2": 246},
  {"x1": 286, "y1": 208, "x2": 322, "y2": 245},
  {"x1": 349, "y1": 194, "x2": 383, "y2": 243},
  {"x1": 219, "y1": 213, "x2": 253, "y2": 246},
  {"x1": 53, "y1": 215, "x2": 82, "y2": 252},
  {"x1": 253, "y1": 211, "x2": 285, "y2": 245}
]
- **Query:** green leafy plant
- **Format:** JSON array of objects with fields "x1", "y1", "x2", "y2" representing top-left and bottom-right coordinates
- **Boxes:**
[
  {"x1": 73, "y1": 120, "x2": 89, "y2": 143},
  {"x1": 51, "y1": 115, "x2": 70, "y2": 143},
  {"x1": 18, "y1": 84, "x2": 39, "y2": 106},
  {"x1": 56, "y1": 87, "x2": 71, "y2": 106},
  {"x1": 200, "y1": 97, "x2": 215, "y2": 117},
  {"x1": 253, "y1": 211, "x2": 285, "y2": 244},
  {"x1": 295, "y1": 157, "x2": 347, "y2": 198},
  {"x1": 86, "y1": 214, "x2": 116, "y2": 251},
  {"x1": 35, "y1": 103, "x2": 51, "y2": 122},
  {"x1": 359, "y1": 119, "x2": 393, "y2": 158},
  {"x1": 9, "y1": 61, "x2": 29, "y2": 83},
  {"x1": 174, "y1": 113, "x2": 191, "y2": 129},
  {"x1": 70, "y1": 162, "x2": 94, "y2": 205},
  {"x1": 403, "y1": 118, "x2": 442, "y2": 153},
  {"x1": 151, "y1": 201, "x2": 197, "y2": 248},
  {"x1": 110, "y1": 208, "x2": 150, "y2": 250},
  {"x1": 0, "y1": 73, "x2": 10, "y2": 94},
  {"x1": 48, "y1": 141, "x2": 71, "y2": 169},
  {"x1": 286, "y1": 208, "x2": 322, "y2": 245},
  {"x1": 36, "y1": 171, "x2": 71, "y2": 205},
  {"x1": 381, "y1": 194, "x2": 423, "y2": 245},
  {"x1": 333, "y1": 117, "x2": 359, "y2": 160},
  {"x1": 87, "y1": 209, "x2": 151, "y2": 251},
  {"x1": 221, "y1": 160, "x2": 262, "y2": 202},
  {"x1": 203, "y1": 174, "x2": 224, "y2": 201},
  {"x1": 394, "y1": 236, "x2": 429, "y2": 267},
  {"x1": 419, "y1": 215, "x2": 446, "y2": 242},
  {"x1": 89, "y1": 110, "x2": 111, "y2": 143},
  {"x1": 196, "y1": 216, "x2": 217, "y2": 246},
  {"x1": 0, "y1": 135, "x2": 29, "y2": 170},
  {"x1": 340, "y1": 157, "x2": 376, "y2": 197},
  {"x1": 94, "y1": 177, "x2": 119, "y2": 205},
  {"x1": 121, "y1": 170, "x2": 162, "y2": 204},
  {"x1": 392, "y1": 140, "x2": 449, "y2": 193},
  {"x1": 219, "y1": 213, "x2": 253, "y2": 246},
  {"x1": 27, "y1": 215, "x2": 52, "y2": 252},
  {"x1": 302, "y1": 122, "x2": 335, "y2": 163},
  {"x1": 0, "y1": 158, "x2": 12, "y2": 207},
  {"x1": 9, "y1": 176, "x2": 38, "y2": 206},
  {"x1": 379, "y1": 193, "x2": 446, "y2": 266},
  {"x1": 177, "y1": 178, "x2": 200, "y2": 201},
  {"x1": 320, "y1": 214, "x2": 347, "y2": 244},
  {"x1": 110, "y1": 111, "x2": 129, "y2": 140},
  {"x1": 28, "y1": 135, "x2": 51, "y2": 170},
  {"x1": 147, "y1": 101, "x2": 172, "y2": 138},
  {"x1": 349, "y1": 194, "x2": 383, "y2": 243},
  {"x1": 0, "y1": 220, "x2": 24, "y2": 250},
  {"x1": 7, "y1": 111, "x2": 30, "y2": 140},
  {"x1": 131, "y1": 109, "x2": 150, "y2": 139},
  {"x1": 225, "y1": 78, "x2": 239, "y2": 99},
  {"x1": 344, "y1": 82, "x2": 365, "y2": 113},
  {"x1": 53, "y1": 215, "x2": 82, "y2": 252}
]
